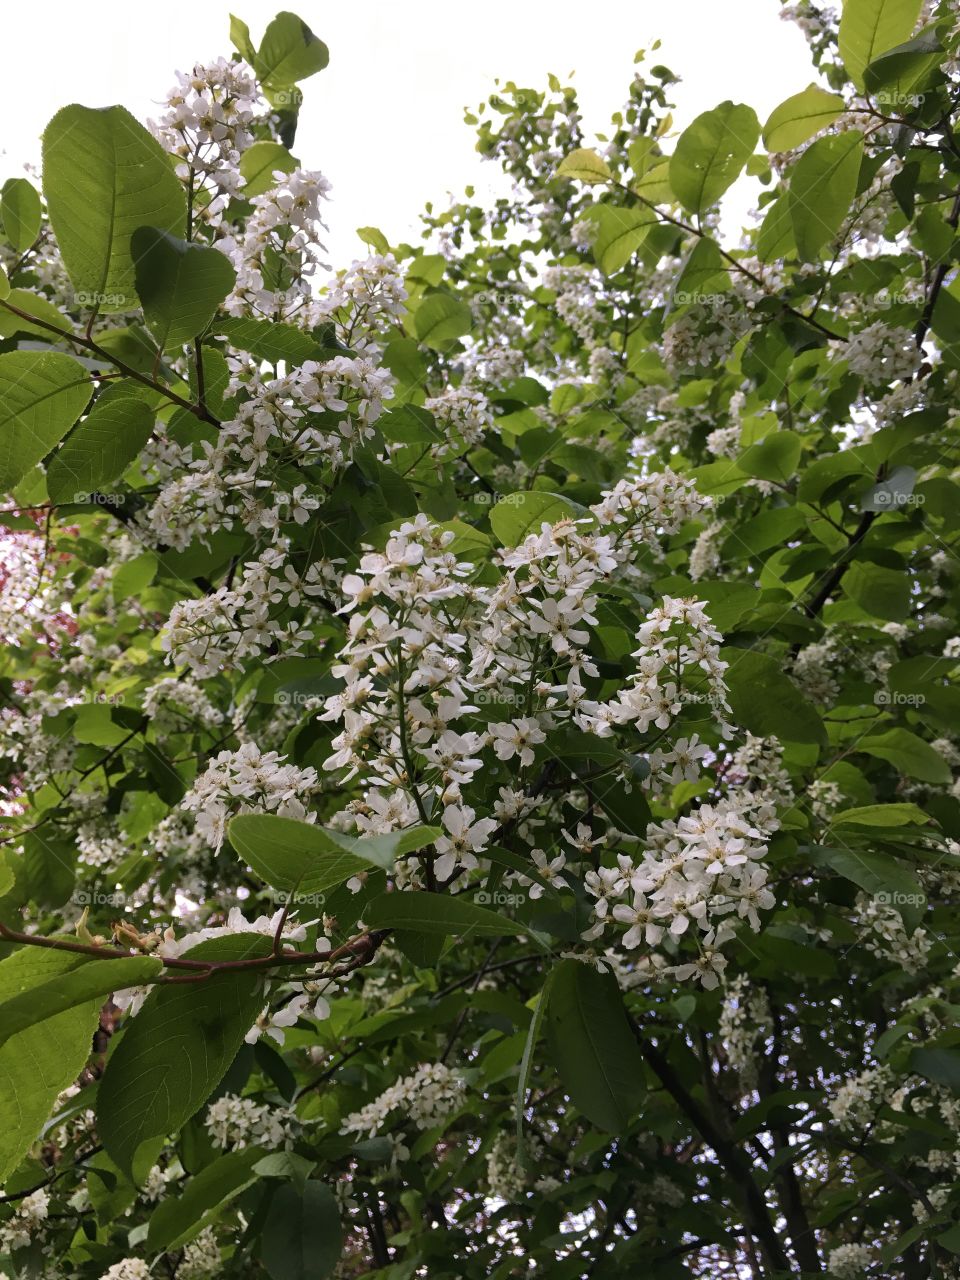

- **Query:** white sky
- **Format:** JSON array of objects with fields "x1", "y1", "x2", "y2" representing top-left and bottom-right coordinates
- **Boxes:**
[{"x1": 2, "y1": 1, "x2": 815, "y2": 266}]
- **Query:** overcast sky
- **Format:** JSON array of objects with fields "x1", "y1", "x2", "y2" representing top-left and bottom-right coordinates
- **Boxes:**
[{"x1": 3, "y1": 1, "x2": 815, "y2": 265}]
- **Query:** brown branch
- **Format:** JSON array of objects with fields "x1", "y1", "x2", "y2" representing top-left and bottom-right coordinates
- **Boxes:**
[
  {"x1": 0, "y1": 297, "x2": 219, "y2": 426},
  {"x1": 0, "y1": 920, "x2": 390, "y2": 982},
  {"x1": 631, "y1": 1020, "x2": 792, "y2": 1277}
]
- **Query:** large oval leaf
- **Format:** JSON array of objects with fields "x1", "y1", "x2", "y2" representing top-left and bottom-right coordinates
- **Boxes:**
[
  {"x1": 669, "y1": 102, "x2": 760, "y2": 216},
  {"x1": 97, "y1": 934, "x2": 270, "y2": 1178},
  {"x1": 788, "y1": 131, "x2": 863, "y2": 261},
  {"x1": 0, "y1": 947, "x2": 103, "y2": 1182},
  {"x1": 413, "y1": 293, "x2": 472, "y2": 348},
  {"x1": 838, "y1": 0, "x2": 923, "y2": 90},
  {"x1": 46, "y1": 392, "x2": 155, "y2": 504},
  {"x1": 0, "y1": 954, "x2": 162, "y2": 1049},
  {"x1": 42, "y1": 104, "x2": 186, "y2": 312},
  {"x1": 261, "y1": 1181, "x2": 342, "y2": 1280},
  {"x1": 0, "y1": 350, "x2": 92, "y2": 491},
  {"x1": 545, "y1": 959, "x2": 645, "y2": 1133},
  {"x1": 762, "y1": 84, "x2": 845, "y2": 152},
  {"x1": 132, "y1": 228, "x2": 236, "y2": 352},
  {"x1": 489, "y1": 491, "x2": 588, "y2": 546},
  {"x1": 229, "y1": 813, "x2": 440, "y2": 896}
]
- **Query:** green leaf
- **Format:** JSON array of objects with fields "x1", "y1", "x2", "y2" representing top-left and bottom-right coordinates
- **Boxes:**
[
  {"x1": 228, "y1": 813, "x2": 439, "y2": 896},
  {"x1": 1, "y1": 178, "x2": 42, "y2": 252},
  {"x1": 364, "y1": 891, "x2": 527, "y2": 938},
  {"x1": 42, "y1": 105, "x2": 186, "y2": 312},
  {"x1": 721, "y1": 647, "x2": 825, "y2": 744},
  {"x1": 672, "y1": 236, "x2": 730, "y2": 308},
  {"x1": 132, "y1": 228, "x2": 235, "y2": 352},
  {"x1": 0, "y1": 955, "x2": 161, "y2": 1049},
  {"x1": 239, "y1": 141, "x2": 298, "y2": 196},
  {"x1": 788, "y1": 131, "x2": 863, "y2": 260},
  {"x1": 555, "y1": 148, "x2": 612, "y2": 184},
  {"x1": 738, "y1": 430, "x2": 802, "y2": 483},
  {"x1": 722, "y1": 507, "x2": 806, "y2": 558},
  {"x1": 516, "y1": 977, "x2": 554, "y2": 1170},
  {"x1": 0, "y1": 350, "x2": 92, "y2": 492},
  {"x1": 255, "y1": 11, "x2": 330, "y2": 88},
  {"x1": 842, "y1": 560, "x2": 910, "y2": 620},
  {"x1": 214, "y1": 316, "x2": 323, "y2": 365},
  {"x1": 112, "y1": 551, "x2": 158, "y2": 602},
  {"x1": 413, "y1": 293, "x2": 472, "y2": 348},
  {"x1": 0, "y1": 287, "x2": 72, "y2": 341},
  {"x1": 762, "y1": 85, "x2": 845, "y2": 152},
  {"x1": 806, "y1": 845, "x2": 925, "y2": 928},
  {"x1": 838, "y1": 0, "x2": 923, "y2": 90},
  {"x1": 757, "y1": 194, "x2": 796, "y2": 262},
  {"x1": 798, "y1": 451, "x2": 875, "y2": 502},
  {"x1": 669, "y1": 102, "x2": 760, "y2": 216},
  {"x1": 489, "y1": 491, "x2": 588, "y2": 545},
  {"x1": 261, "y1": 1181, "x2": 342, "y2": 1280},
  {"x1": 859, "y1": 728, "x2": 951, "y2": 784},
  {"x1": 46, "y1": 394, "x2": 154, "y2": 504},
  {"x1": 357, "y1": 225, "x2": 390, "y2": 255},
  {"x1": 148, "y1": 1147, "x2": 265, "y2": 1251},
  {"x1": 910, "y1": 1047, "x2": 960, "y2": 1092},
  {"x1": 230, "y1": 14, "x2": 257, "y2": 63},
  {"x1": 830, "y1": 802, "x2": 931, "y2": 827},
  {"x1": 589, "y1": 206, "x2": 655, "y2": 275},
  {"x1": 0, "y1": 947, "x2": 103, "y2": 1183},
  {"x1": 545, "y1": 959, "x2": 645, "y2": 1133},
  {"x1": 863, "y1": 29, "x2": 944, "y2": 99},
  {"x1": 97, "y1": 934, "x2": 270, "y2": 1178},
  {"x1": 749, "y1": 930, "x2": 837, "y2": 979},
  {"x1": 22, "y1": 832, "x2": 75, "y2": 908}
]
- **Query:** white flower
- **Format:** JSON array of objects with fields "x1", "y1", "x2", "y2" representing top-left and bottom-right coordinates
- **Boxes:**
[
  {"x1": 488, "y1": 717, "x2": 546, "y2": 767},
  {"x1": 434, "y1": 804, "x2": 498, "y2": 881}
]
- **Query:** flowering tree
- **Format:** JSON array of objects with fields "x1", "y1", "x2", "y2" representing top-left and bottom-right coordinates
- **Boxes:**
[{"x1": 0, "y1": 1, "x2": 959, "y2": 1276}]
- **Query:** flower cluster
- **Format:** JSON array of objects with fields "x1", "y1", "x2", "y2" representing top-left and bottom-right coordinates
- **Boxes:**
[
  {"x1": 159, "y1": 543, "x2": 325, "y2": 676},
  {"x1": 832, "y1": 321, "x2": 922, "y2": 385},
  {"x1": 340, "y1": 1062, "x2": 465, "y2": 1137},
  {"x1": 219, "y1": 168, "x2": 332, "y2": 320},
  {"x1": 205, "y1": 1093, "x2": 297, "y2": 1151},
  {"x1": 0, "y1": 1188, "x2": 49, "y2": 1252},
  {"x1": 181, "y1": 741, "x2": 319, "y2": 849},
  {"x1": 150, "y1": 58, "x2": 260, "y2": 224}
]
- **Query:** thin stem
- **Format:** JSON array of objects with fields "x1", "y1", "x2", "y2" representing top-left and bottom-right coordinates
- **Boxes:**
[{"x1": 0, "y1": 298, "x2": 219, "y2": 426}]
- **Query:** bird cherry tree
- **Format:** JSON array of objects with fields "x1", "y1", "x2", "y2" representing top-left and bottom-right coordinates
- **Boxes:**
[{"x1": 1, "y1": 2, "x2": 960, "y2": 1277}]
